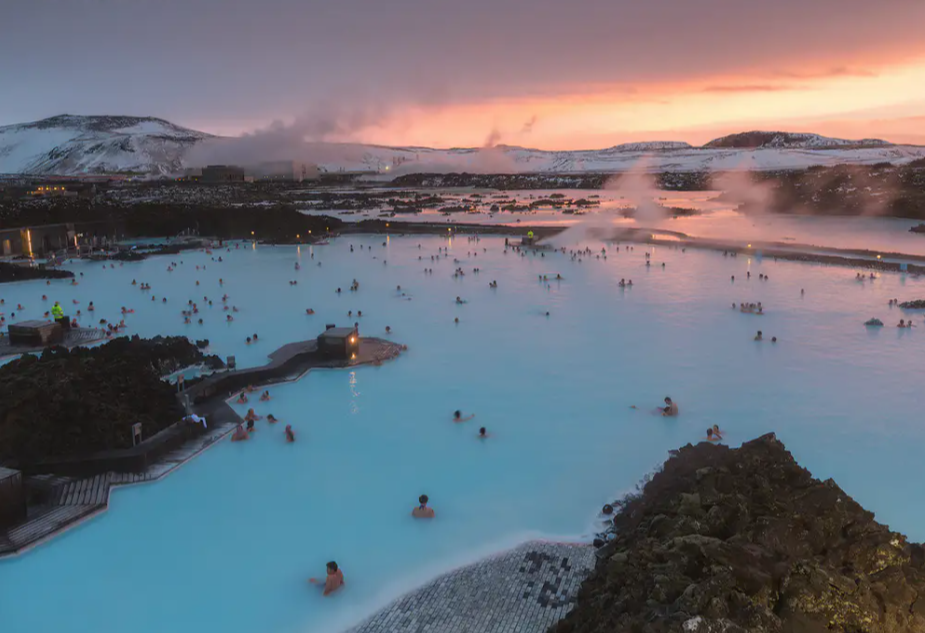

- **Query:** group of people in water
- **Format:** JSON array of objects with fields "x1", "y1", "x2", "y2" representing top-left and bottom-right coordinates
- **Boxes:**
[
  {"x1": 231, "y1": 386, "x2": 295, "y2": 443},
  {"x1": 736, "y1": 302, "x2": 763, "y2": 314}
]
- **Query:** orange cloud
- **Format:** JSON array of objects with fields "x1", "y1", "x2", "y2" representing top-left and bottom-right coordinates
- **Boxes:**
[
  {"x1": 771, "y1": 66, "x2": 879, "y2": 79},
  {"x1": 703, "y1": 85, "x2": 801, "y2": 93}
]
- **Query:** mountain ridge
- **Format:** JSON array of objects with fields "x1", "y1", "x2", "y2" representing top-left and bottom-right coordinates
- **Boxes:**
[{"x1": 1, "y1": 115, "x2": 923, "y2": 176}]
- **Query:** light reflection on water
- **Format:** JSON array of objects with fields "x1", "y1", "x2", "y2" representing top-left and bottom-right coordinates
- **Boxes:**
[{"x1": 0, "y1": 233, "x2": 924, "y2": 633}]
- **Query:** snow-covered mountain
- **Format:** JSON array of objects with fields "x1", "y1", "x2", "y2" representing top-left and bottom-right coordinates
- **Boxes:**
[
  {"x1": 0, "y1": 115, "x2": 212, "y2": 176},
  {"x1": 1, "y1": 115, "x2": 923, "y2": 177},
  {"x1": 703, "y1": 131, "x2": 891, "y2": 149}
]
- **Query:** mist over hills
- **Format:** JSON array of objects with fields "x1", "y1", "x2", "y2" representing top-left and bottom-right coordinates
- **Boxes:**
[{"x1": 1, "y1": 115, "x2": 922, "y2": 177}]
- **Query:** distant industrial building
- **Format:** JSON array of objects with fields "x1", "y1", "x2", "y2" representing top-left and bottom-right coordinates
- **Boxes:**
[
  {"x1": 177, "y1": 168, "x2": 202, "y2": 182},
  {"x1": 201, "y1": 165, "x2": 245, "y2": 183},
  {"x1": 25, "y1": 183, "x2": 94, "y2": 198},
  {"x1": 247, "y1": 161, "x2": 319, "y2": 182}
]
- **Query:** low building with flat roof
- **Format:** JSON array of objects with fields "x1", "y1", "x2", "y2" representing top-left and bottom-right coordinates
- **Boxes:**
[
  {"x1": 317, "y1": 326, "x2": 360, "y2": 359},
  {"x1": 247, "y1": 161, "x2": 319, "y2": 182},
  {"x1": 201, "y1": 165, "x2": 245, "y2": 183}
]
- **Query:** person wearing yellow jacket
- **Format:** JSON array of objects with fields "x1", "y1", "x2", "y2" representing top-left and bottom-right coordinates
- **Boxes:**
[{"x1": 51, "y1": 301, "x2": 64, "y2": 321}]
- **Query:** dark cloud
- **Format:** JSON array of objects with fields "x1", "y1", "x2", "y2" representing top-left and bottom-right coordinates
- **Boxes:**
[{"x1": 521, "y1": 116, "x2": 538, "y2": 134}]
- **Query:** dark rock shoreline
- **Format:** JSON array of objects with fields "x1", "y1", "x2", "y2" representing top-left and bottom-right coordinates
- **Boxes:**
[
  {"x1": 0, "y1": 335, "x2": 224, "y2": 466},
  {"x1": 0, "y1": 261, "x2": 74, "y2": 283},
  {"x1": 553, "y1": 434, "x2": 925, "y2": 633}
]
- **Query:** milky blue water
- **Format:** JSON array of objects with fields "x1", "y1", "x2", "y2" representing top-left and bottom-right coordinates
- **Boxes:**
[{"x1": 1, "y1": 234, "x2": 924, "y2": 633}]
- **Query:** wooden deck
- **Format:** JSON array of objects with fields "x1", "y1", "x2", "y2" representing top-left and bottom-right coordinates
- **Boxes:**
[
  {"x1": 0, "y1": 335, "x2": 404, "y2": 558},
  {"x1": 0, "y1": 419, "x2": 239, "y2": 558}
]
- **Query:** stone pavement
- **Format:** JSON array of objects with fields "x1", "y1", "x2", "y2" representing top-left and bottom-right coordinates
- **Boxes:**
[{"x1": 350, "y1": 541, "x2": 596, "y2": 633}]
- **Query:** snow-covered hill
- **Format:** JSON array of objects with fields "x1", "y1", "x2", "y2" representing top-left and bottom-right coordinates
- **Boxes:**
[
  {"x1": 703, "y1": 131, "x2": 891, "y2": 149},
  {"x1": 0, "y1": 115, "x2": 212, "y2": 176},
  {"x1": 1, "y1": 115, "x2": 923, "y2": 176},
  {"x1": 319, "y1": 140, "x2": 925, "y2": 175}
]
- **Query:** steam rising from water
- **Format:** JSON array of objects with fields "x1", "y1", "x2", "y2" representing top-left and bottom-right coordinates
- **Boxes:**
[
  {"x1": 546, "y1": 156, "x2": 666, "y2": 246},
  {"x1": 185, "y1": 102, "x2": 394, "y2": 167}
]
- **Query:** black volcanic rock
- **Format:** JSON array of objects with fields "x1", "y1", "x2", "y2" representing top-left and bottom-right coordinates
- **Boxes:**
[
  {"x1": 552, "y1": 434, "x2": 925, "y2": 633},
  {"x1": 0, "y1": 335, "x2": 224, "y2": 464},
  {"x1": 898, "y1": 300, "x2": 925, "y2": 309},
  {"x1": 0, "y1": 262, "x2": 74, "y2": 284}
]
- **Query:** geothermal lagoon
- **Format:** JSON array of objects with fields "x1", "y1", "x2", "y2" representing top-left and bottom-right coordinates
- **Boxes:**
[{"x1": 1, "y1": 220, "x2": 925, "y2": 633}]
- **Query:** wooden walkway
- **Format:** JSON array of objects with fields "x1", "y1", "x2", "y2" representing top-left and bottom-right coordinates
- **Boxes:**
[
  {"x1": 0, "y1": 335, "x2": 405, "y2": 558},
  {"x1": 0, "y1": 419, "x2": 238, "y2": 558}
]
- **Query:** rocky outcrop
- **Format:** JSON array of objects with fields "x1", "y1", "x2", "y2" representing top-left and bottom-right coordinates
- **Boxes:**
[
  {"x1": 0, "y1": 335, "x2": 224, "y2": 464},
  {"x1": 899, "y1": 300, "x2": 925, "y2": 309},
  {"x1": 553, "y1": 434, "x2": 925, "y2": 633},
  {"x1": 91, "y1": 241, "x2": 205, "y2": 262},
  {"x1": 0, "y1": 262, "x2": 74, "y2": 284}
]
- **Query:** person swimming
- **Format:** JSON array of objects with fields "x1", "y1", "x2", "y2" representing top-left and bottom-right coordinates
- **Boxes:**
[
  {"x1": 285, "y1": 424, "x2": 295, "y2": 442},
  {"x1": 478, "y1": 427, "x2": 488, "y2": 439},
  {"x1": 705, "y1": 428, "x2": 720, "y2": 442},
  {"x1": 662, "y1": 397, "x2": 679, "y2": 417},
  {"x1": 244, "y1": 408, "x2": 262, "y2": 423},
  {"x1": 260, "y1": 390, "x2": 271, "y2": 401},
  {"x1": 309, "y1": 561, "x2": 344, "y2": 596},
  {"x1": 231, "y1": 424, "x2": 249, "y2": 442},
  {"x1": 754, "y1": 330, "x2": 763, "y2": 340},
  {"x1": 711, "y1": 424, "x2": 723, "y2": 440},
  {"x1": 246, "y1": 418, "x2": 255, "y2": 432},
  {"x1": 411, "y1": 494, "x2": 435, "y2": 519},
  {"x1": 453, "y1": 410, "x2": 475, "y2": 422},
  {"x1": 267, "y1": 414, "x2": 278, "y2": 424},
  {"x1": 236, "y1": 392, "x2": 248, "y2": 404}
]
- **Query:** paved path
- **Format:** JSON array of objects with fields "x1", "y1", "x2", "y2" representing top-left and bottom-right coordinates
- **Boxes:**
[
  {"x1": 1, "y1": 335, "x2": 404, "y2": 558},
  {"x1": 349, "y1": 541, "x2": 595, "y2": 633},
  {"x1": 0, "y1": 420, "x2": 237, "y2": 557}
]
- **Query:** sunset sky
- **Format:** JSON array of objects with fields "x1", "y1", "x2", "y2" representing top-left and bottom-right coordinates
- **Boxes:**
[{"x1": 3, "y1": 0, "x2": 925, "y2": 148}]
